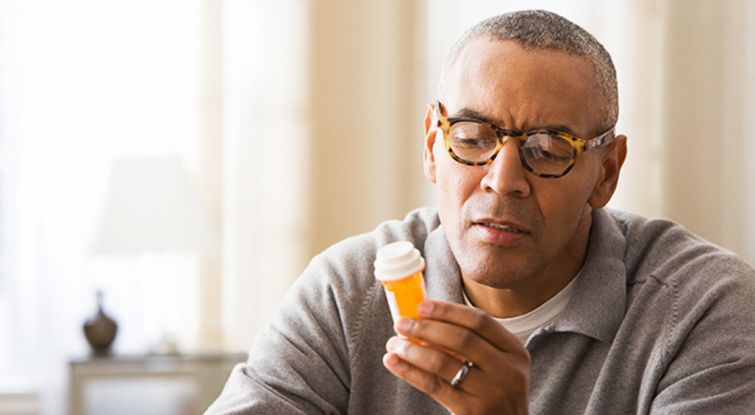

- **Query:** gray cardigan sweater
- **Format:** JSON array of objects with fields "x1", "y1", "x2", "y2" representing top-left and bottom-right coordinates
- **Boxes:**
[{"x1": 206, "y1": 208, "x2": 755, "y2": 414}]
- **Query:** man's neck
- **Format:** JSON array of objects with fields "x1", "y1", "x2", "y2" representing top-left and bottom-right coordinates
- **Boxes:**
[{"x1": 462, "y1": 271, "x2": 580, "y2": 317}]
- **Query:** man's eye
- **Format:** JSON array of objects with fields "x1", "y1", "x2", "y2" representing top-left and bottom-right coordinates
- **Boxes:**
[
  {"x1": 453, "y1": 137, "x2": 495, "y2": 148},
  {"x1": 528, "y1": 146, "x2": 571, "y2": 161}
]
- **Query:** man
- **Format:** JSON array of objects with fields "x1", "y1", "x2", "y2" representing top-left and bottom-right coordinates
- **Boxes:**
[{"x1": 207, "y1": 10, "x2": 755, "y2": 414}]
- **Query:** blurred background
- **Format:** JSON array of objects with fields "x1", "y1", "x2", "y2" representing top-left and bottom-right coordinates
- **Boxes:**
[{"x1": 0, "y1": 0, "x2": 753, "y2": 414}]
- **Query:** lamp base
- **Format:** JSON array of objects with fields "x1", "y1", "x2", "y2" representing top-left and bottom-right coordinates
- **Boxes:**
[{"x1": 83, "y1": 290, "x2": 118, "y2": 355}]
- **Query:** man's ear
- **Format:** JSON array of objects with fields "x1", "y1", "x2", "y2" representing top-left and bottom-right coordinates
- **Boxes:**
[
  {"x1": 423, "y1": 105, "x2": 439, "y2": 184},
  {"x1": 588, "y1": 135, "x2": 627, "y2": 208}
]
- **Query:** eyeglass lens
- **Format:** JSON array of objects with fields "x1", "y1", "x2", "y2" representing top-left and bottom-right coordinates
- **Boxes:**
[{"x1": 447, "y1": 121, "x2": 575, "y2": 175}]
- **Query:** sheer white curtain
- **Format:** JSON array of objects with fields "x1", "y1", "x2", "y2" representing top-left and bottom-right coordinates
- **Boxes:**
[
  {"x1": 219, "y1": 0, "x2": 427, "y2": 350},
  {"x1": 220, "y1": 0, "x2": 312, "y2": 350},
  {"x1": 0, "y1": 0, "x2": 207, "y2": 413}
]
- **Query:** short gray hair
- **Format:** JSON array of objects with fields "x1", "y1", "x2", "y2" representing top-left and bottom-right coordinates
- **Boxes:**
[{"x1": 440, "y1": 10, "x2": 618, "y2": 130}]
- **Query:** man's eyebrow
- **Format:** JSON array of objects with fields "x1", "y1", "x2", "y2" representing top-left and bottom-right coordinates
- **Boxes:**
[
  {"x1": 534, "y1": 124, "x2": 578, "y2": 135},
  {"x1": 452, "y1": 107, "x2": 578, "y2": 135},
  {"x1": 453, "y1": 107, "x2": 496, "y2": 123}
]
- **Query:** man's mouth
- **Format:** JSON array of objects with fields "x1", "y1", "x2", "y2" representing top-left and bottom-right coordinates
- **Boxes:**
[
  {"x1": 479, "y1": 222, "x2": 528, "y2": 234},
  {"x1": 472, "y1": 219, "x2": 531, "y2": 246}
]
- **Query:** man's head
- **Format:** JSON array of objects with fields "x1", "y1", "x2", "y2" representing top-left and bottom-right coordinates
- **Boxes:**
[
  {"x1": 423, "y1": 10, "x2": 627, "y2": 296},
  {"x1": 439, "y1": 10, "x2": 618, "y2": 130}
]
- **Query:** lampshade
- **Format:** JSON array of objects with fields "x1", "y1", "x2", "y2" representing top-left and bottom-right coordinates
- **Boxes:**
[{"x1": 94, "y1": 156, "x2": 217, "y2": 254}]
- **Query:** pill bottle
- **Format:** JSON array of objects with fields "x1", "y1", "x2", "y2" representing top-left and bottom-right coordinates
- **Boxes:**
[{"x1": 374, "y1": 241, "x2": 426, "y2": 323}]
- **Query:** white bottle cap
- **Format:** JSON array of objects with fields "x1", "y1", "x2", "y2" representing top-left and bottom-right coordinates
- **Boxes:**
[{"x1": 374, "y1": 241, "x2": 425, "y2": 281}]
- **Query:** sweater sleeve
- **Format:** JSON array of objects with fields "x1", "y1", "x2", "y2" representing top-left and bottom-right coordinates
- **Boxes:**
[
  {"x1": 649, "y1": 257, "x2": 755, "y2": 414},
  {"x1": 204, "y1": 251, "x2": 375, "y2": 415}
]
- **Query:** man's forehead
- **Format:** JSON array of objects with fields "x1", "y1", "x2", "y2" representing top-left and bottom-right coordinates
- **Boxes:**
[
  {"x1": 443, "y1": 38, "x2": 595, "y2": 91},
  {"x1": 439, "y1": 38, "x2": 600, "y2": 132},
  {"x1": 448, "y1": 105, "x2": 578, "y2": 135}
]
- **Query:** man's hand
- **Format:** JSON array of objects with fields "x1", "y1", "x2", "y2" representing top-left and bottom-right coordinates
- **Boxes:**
[{"x1": 382, "y1": 300, "x2": 530, "y2": 415}]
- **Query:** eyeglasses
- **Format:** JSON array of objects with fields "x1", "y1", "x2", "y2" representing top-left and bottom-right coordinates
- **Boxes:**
[{"x1": 433, "y1": 102, "x2": 616, "y2": 178}]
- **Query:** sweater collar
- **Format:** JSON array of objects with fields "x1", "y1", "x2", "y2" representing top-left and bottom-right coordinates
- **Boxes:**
[
  {"x1": 423, "y1": 225, "x2": 465, "y2": 304},
  {"x1": 422, "y1": 208, "x2": 627, "y2": 343},
  {"x1": 552, "y1": 208, "x2": 627, "y2": 343}
]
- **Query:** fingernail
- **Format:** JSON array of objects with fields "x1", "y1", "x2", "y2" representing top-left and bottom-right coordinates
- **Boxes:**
[
  {"x1": 398, "y1": 338, "x2": 411, "y2": 355},
  {"x1": 386, "y1": 336, "x2": 401, "y2": 353},
  {"x1": 397, "y1": 318, "x2": 414, "y2": 332},
  {"x1": 417, "y1": 301, "x2": 432, "y2": 316},
  {"x1": 388, "y1": 338, "x2": 410, "y2": 356},
  {"x1": 384, "y1": 353, "x2": 400, "y2": 365}
]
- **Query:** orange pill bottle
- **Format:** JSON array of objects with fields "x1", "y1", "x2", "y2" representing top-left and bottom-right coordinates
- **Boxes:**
[{"x1": 374, "y1": 241, "x2": 426, "y2": 322}]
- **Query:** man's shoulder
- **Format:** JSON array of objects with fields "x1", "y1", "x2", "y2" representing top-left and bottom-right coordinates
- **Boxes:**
[
  {"x1": 296, "y1": 207, "x2": 441, "y2": 296},
  {"x1": 319, "y1": 206, "x2": 441, "y2": 271},
  {"x1": 603, "y1": 207, "x2": 755, "y2": 302},
  {"x1": 274, "y1": 207, "x2": 441, "y2": 349},
  {"x1": 598, "y1": 209, "x2": 755, "y2": 371}
]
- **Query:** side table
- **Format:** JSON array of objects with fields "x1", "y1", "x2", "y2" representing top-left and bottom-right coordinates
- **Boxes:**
[{"x1": 68, "y1": 352, "x2": 246, "y2": 415}]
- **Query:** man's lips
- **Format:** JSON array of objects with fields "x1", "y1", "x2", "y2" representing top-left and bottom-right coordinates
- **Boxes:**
[
  {"x1": 472, "y1": 218, "x2": 530, "y2": 234},
  {"x1": 472, "y1": 219, "x2": 531, "y2": 245}
]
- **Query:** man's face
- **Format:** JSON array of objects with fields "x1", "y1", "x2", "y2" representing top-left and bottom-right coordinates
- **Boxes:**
[{"x1": 424, "y1": 39, "x2": 623, "y2": 290}]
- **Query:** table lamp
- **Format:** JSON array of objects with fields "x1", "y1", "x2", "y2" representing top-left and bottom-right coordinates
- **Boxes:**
[{"x1": 90, "y1": 156, "x2": 217, "y2": 354}]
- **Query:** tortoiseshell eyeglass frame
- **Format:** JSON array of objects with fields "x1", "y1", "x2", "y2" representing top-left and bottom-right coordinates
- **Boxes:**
[{"x1": 432, "y1": 101, "x2": 616, "y2": 179}]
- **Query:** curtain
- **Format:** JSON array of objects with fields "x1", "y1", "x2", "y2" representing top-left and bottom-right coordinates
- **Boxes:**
[
  {"x1": 219, "y1": 0, "x2": 427, "y2": 350},
  {"x1": 0, "y1": 0, "x2": 206, "y2": 413}
]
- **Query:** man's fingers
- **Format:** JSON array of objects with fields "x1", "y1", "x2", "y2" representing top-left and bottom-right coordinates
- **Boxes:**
[
  {"x1": 382, "y1": 352, "x2": 470, "y2": 413},
  {"x1": 417, "y1": 300, "x2": 522, "y2": 350},
  {"x1": 394, "y1": 318, "x2": 501, "y2": 369},
  {"x1": 385, "y1": 301, "x2": 531, "y2": 414},
  {"x1": 385, "y1": 336, "x2": 493, "y2": 395}
]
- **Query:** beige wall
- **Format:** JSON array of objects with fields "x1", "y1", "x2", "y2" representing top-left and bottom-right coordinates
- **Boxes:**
[
  {"x1": 612, "y1": 0, "x2": 754, "y2": 260},
  {"x1": 660, "y1": 0, "x2": 751, "y2": 255}
]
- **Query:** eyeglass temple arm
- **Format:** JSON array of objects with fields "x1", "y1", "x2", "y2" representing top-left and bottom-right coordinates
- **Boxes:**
[
  {"x1": 432, "y1": 101, "x2": 443, "y2": 123},
  {"x1": 584, "y1": 128, "x2": 616, "y2": 151}
]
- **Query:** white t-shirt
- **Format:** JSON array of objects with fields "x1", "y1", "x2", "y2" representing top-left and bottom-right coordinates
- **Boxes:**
[{"x1": 463, "y1": 273, "x2": 580, "y2": 344}]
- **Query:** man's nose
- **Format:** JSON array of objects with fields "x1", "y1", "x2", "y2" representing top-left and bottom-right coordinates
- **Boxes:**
[{"x1": 479, "y1": 138, "x2": 531, "y2": 197}]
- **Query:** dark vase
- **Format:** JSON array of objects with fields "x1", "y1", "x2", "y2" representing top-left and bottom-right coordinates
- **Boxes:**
[{"x1": 83, "y1": 290, "x2": 118, "y2": 355}]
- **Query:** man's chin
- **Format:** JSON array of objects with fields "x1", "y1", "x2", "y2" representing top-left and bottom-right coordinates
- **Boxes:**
[
  {"x1": 451, "y1": 238, "x2": 537, "y2": 287},
  {"x1": 459, "y1": 258, "x2": 535, "y2": 290},
  {"x1": 464, "y1": 273, "x2": 531, "y2": 290}
]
